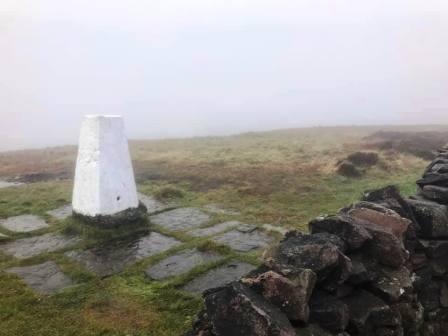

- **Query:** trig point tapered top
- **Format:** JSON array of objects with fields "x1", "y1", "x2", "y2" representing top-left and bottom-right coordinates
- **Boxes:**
[{"x1": 72, "y1": 115, "x2": 143, "y2": 223}]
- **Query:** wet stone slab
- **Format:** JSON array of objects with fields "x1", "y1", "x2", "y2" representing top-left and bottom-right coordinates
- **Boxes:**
[
  {"x1": 5, "y1": 261, "x2": 73, "y2": 295},
  {"x1": 145, "y1": 248, "x2": 223, "y2": 280},
  {"x1": 65, "y1": 232, "x2": 181, "y2": 277},
  {"x1": 0, "y1": 215, "x2": 49, "y2": 233},
  {"x1": 150, "y1": 208, "x2": 210, "y2": 231},
  {"x1": 47, "y1": 205, "x2": 73, "y2": 220},
  {"x1": 181, "y1": 262, "x2": 256, "y2": 294},
  {"x1": 212, "y1": 229, "x2": 274, "y2": 252},
  {"x1": 138, "y1": 193, "x2": 172, "y2": 214},
  {"x1": 189, "y1": 221, "x2": 242, "y2": 237},
  {"x1": 0, "y1": 233, "x2": 80, "y2": 259}
]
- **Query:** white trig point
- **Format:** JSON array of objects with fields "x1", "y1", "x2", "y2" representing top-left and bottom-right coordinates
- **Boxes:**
[{"x1": 72, "y1": 115, "x2": 145, "y2": 225}]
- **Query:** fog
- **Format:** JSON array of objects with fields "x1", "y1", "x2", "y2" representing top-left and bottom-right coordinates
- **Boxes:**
[{"x1": 1, "y1": 0, "x2": 448, "y2": 151}]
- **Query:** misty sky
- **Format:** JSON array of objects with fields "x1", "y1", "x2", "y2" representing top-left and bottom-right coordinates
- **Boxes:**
[{"x1": 1, "y1": 1, "x2": 448, "y2": 151}]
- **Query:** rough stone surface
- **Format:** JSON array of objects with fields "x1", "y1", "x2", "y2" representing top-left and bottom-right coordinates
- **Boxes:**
[
  {"x1": 144, "y1": 249, "x2": 223, "y2": 280},
  {"x1": 72, "y1": 115, "x2": 140, "y2": 217},
  {"x1": 310, "y1": 290, "x2": 350, "y2": 332},
  {"x1": 242, "y1": 270, "x2": 316, "y2": 322},
  {"x1": 150, "y1": 208, "x2": 210, "y2": 231},
  {"x1": 236, "y1": 224, "x2": 258, "y2": 233},
  {"x1": 0, "y1": 233, "x2": 80, "y2": 259},
  {"x1": 407, "y1": 199, "x2": 448, "y2": 238},
  {"x1": 212, "y1": 229, "x2": 273, "y2": 252},
  {"x1": 421, "y1": 185, "x2": 448, "y2": 204},
  {"x1": 5, "y1": 261, "x2": 73, "y2": 294},
  {"x1": 309, "y1": 215, "x2": 372, "y2": 250},
  {"x1": 66, "y1": 232, "x2": 181, "y2": 277},
  {"x1": 138, "y1": 192, "x2": 172, "y2": 214},
  {"x1": 0, "y1": 214, "x2": 49, "y2": 232},
  {"x1": 266, "y1": 232, "x2": 348, "y2": 283},
  {"x1": 182, "y1": 262, "x2": 256, "y2": 294},
  {"x1": 46, "y1": 205, "x2": 73, "y2": 220},
  {"x1": 189, "y1": 221, "x2": 241, "y2": 237},
  {"x1": 204, "y1": 282, "x2": 296, "y2": 336}
]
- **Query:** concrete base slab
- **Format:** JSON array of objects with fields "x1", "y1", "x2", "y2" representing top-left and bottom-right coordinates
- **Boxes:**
[
  {"x1": 0, "y1": 233, "x2": 80, "y2": 259},
  {"x1": 0, "y1": 215, "x2": 49, "y2": 233},
  {"x1": 65, "y1": 232, "x2": 181, "y2": 277},
  {"x1": 150, "y1": 208, "x2": 210, "y2": 231},
  {"x1": 145, "y1": 248, "x2": 223, "y2": 280},
  {"x1": 181, "y1": 262, "x2": 256, "y2": 294},
  {"x1": 6, "y1": 261, "x2": 73, "y2": 295}
]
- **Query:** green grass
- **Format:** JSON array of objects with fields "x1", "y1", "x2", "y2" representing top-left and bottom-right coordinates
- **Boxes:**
[{"x1": 0, "y1": 126, "x2": 431, "y2": 335}]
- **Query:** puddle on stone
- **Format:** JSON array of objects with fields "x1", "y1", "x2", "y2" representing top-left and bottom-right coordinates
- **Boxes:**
[
  {"x1": 150, "y1": 208, "x2": 210, "y2": 231},
  {"x1": 138, "y1": 193, "x2": 172, "y2": 214},
  {"x1": 145, "y1": 248, "x2": 223, "y2": 280},
  {"x1": 0, "y1": 215, "x2": 49, "y2": 233},
  {"x1": 0, "y1": 180, "x2": 23, "y2": 189},
  {"x1": 189, "y1": 221, "x2": 242, "y2": 238},
  {"x1": 6, "y1": 261, "x2": 73, "y2": 295},
  {"x1": 212, "y1": 230, "x2": 274, "y2": 252},
  {"x1": 181, "y1": 262, "x2": 256, "y2": 294},
  {"x1": 65, "y1": 232, "x2": 181, "y2": 277},
  {"x1": 47, "y1": 205, "x2": 73, "y2": 220},
  {"x1": 0, "y1": 233, "x2": 81, "y2": 259}
]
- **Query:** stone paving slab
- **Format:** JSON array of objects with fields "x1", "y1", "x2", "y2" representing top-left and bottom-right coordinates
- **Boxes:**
[
  {"x1": 212, "y1": 229, "x2": 274, "y2": 252},
  {"x1": 150, "y1": 208, "x2": 210, "y2": 231},
  {"x1": 0, "y1": 215, "x2": 49, "y2": 233},
  {"x1": 203, "y1": 204, "x2": 241, "y2": 216},
  {"x1": 0, "y1": 233, "x2": 80, "y2": 259},
  {"x1": 189, "y1": 221, "x2": 242, "y2": 237},
  {"x1": 5, "y1": 261, "x2": 73, "y2": 295},
  {"x1": 0, "y1": 180, "x2": 23, "y2": 189},
  {"x1": 65, "y1": 232, "x2": 181, "y2": 277},
  {"x1": 236, "y1": 224, "x2": 258, "y2": 233},
  {"x1": 47, "y1": 205, "x2": 73, "y2": 220},
  {"x1": 138, "y1": 193, "x2": 172, "y2": 214},
  {"x1": 181, "y1": 262, "x2": 256, "y2": 294},
  {"x1": 145, "y1": 248, "x2": 223, "y2": 280}
]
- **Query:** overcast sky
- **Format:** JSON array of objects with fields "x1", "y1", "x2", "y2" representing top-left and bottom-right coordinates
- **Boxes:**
[{"x1": 1, "y1": 1, "x2": 448, "y2": 151}]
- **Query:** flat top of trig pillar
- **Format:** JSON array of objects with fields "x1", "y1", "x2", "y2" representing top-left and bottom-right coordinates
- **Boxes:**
[{"x1": 85, "y1": 115, "x2": 122, "y2": 119}]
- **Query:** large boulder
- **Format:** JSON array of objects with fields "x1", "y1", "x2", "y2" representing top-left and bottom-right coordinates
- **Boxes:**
[
  {"x1": 421, "y1": 185, "x2": 448, "y2": 204},
  {"x1": 368, "y1": 266, "x2": 413, "y2": 303},
  {"x1": 203, "y1": 282, "x2": 296, "y2": 336},
  {"x1": 242, "y1": 270, "x2": 316, "y2": 322},
  {"x1": 407, "y1": 199, "x2": 448, "y2": 238},
  {"x1": 417, "y1": 173, "x2": 448, "y2": 189},
  {"x1": 309, "y1": 215, "x2": 372, "y2": 251}
]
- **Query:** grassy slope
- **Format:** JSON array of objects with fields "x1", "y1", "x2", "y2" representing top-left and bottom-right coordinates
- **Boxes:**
[{"x1": 0, "y1": 126, "x2": 430, "y2": 336}]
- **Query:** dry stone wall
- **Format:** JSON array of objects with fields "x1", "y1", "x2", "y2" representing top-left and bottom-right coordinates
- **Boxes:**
[{"x1": 187, "y1": 146, "x2": 448, "y2": 336}]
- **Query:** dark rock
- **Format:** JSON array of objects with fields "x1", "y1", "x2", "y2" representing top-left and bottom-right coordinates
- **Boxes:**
[
  {"x1": 346, "y1": 207, "x2": 410, "y2": 242},
  {"x1": 309, "y1": 215, "x2": 371, "y2": 251},
  {"x1": 357, "y1": 221, "x2": 407, "y2": 268},
  {"x1": 418, "y1": 281, "x2": 441, "y2": 312},
  {"x1": 242, "y1": 270, "x2": 316, "y2": 322},
  {"x1": 337, "y1": 160, "x2": 362, "y2": 177},
  {"x1": 392, "y1": 301, "x2": 424, "y2": 336},
  {"x1": 417, "y1": 173, "x2": 448, "y2": 188},
  {"x1": 346, "y1": 151, "x2": 379, "y2": 166},
  {"x1": 407, "y1": 199, "x2": 448, "y2": 238},
  {"x1": 295, "y1": 324, "x2": 350, "y2": 336},
  {"x1": 204, "y1": 282, "x2": 296, "y2": 336},
  {"x1": 185, "y1": 310, "x2": 214, "y2": 336},
  {"x1": 266, "y1": 232, "x2": 349, "y2": 283},
  {"x1": 418, "y1": 239, "x2": 448, "y2": 258},
  {"x1": 347, "y1": 254, "x2": 378, "y2": 285},
  {"x1": 369, "y1": 266, "x2": 413, "y2": 303},
  {"x1": 409, "y1": 253, "x2": 428, "y2": 271},
  {"x1": 430, "y1": 257, "x2": 448, "y2": 277},
  {"x1": 413, "y1": 266, "x2": 433, "y2": 292},
  {"x1": 309, "y1": 290, "x2": 350, "y2": 332},
  {"x1": 362, "y1": 185, "x2": 418, "y2": 226},
  {"x1": 421, "y1": 185, "x2": 448, "y2": 204},
  {"x1": 343, "y1": 290, "x2": 402, "y2": 335}
]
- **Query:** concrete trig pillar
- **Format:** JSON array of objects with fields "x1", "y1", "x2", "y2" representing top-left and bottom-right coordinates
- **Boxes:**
[{"x1": 72, "y1": 115, "x2": 146, "y2": 226}]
